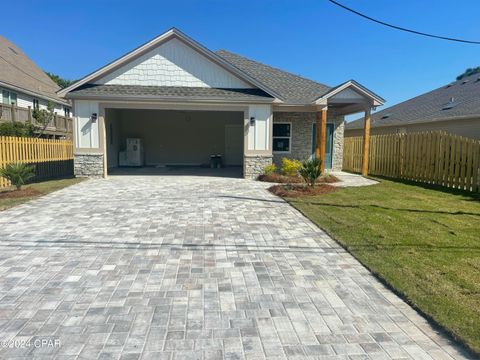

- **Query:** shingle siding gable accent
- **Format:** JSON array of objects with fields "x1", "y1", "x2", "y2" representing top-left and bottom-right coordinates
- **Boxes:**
[{"x1": 95, "y1": 38, "x2": 253, "y2": 89}]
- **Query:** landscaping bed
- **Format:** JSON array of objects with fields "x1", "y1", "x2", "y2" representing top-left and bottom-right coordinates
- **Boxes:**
[
  {"x1": 268, "y1": 184, "x2": 336, "y2": 197},
  {"x1": 259, "y1": 172, "x2": 339, "y2": 184},
  {"x1": 279, "y1": 177, "x2": 480, "y2": 355},
  {"x1": 0, "y1": 178, "x2": 84, "y2": 211}
]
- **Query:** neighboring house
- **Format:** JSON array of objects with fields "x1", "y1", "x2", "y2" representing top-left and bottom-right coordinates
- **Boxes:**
[
  {"x1": 60, "y1": 28, "x2": 383, "y2": 179},
  {"x1": 346, "y1": 73, "x2": 480, "y2": 139},
  {"x1": 0, "y1": 36, "x2": 72, "y2": 138}
]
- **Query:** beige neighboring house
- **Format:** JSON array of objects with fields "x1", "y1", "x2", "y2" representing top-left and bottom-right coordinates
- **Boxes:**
[
  {"x1": 0, "y1": 36, "x2": 72, "y2": 138},
  {"x1": 346, "y1": 73, "x2": 480, "y2": 139},
  {"x1": 60, "y1": 28, "x2": 384, "y2": 179}
]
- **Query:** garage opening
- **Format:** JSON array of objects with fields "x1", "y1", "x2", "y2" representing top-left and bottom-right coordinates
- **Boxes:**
[{"x1": 105, "y1": 109, "x2": 244, "y2": 177}]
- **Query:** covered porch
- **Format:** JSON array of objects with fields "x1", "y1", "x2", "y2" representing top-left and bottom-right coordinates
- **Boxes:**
[{"x1": 313, "y1": 80, "x2": 384, "y2": 176}]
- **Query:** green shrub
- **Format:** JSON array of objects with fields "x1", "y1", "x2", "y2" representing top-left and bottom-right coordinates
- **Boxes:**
[
  {"x1": 299, "y1": 158, "x2": 323, "y2": 187},
  {"x1": 263, "y1": 164, "x2": 276, "y2": 175},
  {"x1": 0, "y1": 163, "x2": 36, "y2": 190},
  {"x1": 0, "y1": 122, "x2": 35, "y2": 137},
  {"x1": 280, "y1": 158, "x2": 302, "y2": 176}
]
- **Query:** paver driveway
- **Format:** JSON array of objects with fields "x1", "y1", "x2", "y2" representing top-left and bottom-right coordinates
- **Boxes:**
[{"x1": 0, "y1": 175, "x2": 472, "y2": 359}]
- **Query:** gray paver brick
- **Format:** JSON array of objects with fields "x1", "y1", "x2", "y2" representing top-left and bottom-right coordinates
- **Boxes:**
[{"x1": 0, "y1": 174, "x2": 473, "y2": 359}]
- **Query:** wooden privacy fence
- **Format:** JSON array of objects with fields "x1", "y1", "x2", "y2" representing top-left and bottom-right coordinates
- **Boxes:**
[
  {"x1": 343, "y1": 131, "x2": 480, "y2": 192},
  {"x1": 0, "y1": 136, "x2": 74, "y2": 188}
]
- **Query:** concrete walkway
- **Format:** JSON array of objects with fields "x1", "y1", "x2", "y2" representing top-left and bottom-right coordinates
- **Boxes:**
[
  {"x1": 0, "y1": 175, "x2": 471, "y2": 359},
  {"x1": 330, "y1": 171, "x2": 378, "y2": 188}
]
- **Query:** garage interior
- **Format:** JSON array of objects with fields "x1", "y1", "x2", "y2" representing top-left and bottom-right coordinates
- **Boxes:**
[{"x1": 105, "y1": 109, "x2": 244, "y2": 176}]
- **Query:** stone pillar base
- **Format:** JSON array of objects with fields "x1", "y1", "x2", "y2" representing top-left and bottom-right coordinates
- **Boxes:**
[
  {"x1": 244, "y1": 155, "x2": 273, "y2": 179},
  {"x1": 74, "y1": 153, "x2": 104, "y2": 177}
]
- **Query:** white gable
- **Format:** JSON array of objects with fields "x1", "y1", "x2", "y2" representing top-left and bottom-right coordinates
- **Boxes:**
[
  {"x1": 95, "y1": 38, "x2": 253, "y2": 88},
  {"x1": 331, "y1": 88, "x2": 365, "y2": 100}
]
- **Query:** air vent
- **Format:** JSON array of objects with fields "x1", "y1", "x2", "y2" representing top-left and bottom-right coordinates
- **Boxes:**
[
  {"x1": 380, "y1": 113, "x2": 391, "y2": 120},
  {"x1": 462, "y1": 79, "x2": 469, "y2": 84},
  {"x1": 442, "y1": 97, "x2": 457, "y2": 110}
]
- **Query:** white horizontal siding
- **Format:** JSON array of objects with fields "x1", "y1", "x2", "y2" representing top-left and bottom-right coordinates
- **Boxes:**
[
  {"x1": 95, "y1": 38, "x2": 253, "y2": 88},
  {"x1": 1, "y1": 87, "x2": 70, "y2": 116}
]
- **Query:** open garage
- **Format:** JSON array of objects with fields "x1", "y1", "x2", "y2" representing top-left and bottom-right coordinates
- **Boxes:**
[{"x1": 104, "y1": 108, "x2": 244, "y2": 175}]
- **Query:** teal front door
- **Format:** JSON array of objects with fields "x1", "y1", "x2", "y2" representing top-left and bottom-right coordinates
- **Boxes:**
[{"x1": 312, "y1": 123, "x2": 334, "y2": 169}]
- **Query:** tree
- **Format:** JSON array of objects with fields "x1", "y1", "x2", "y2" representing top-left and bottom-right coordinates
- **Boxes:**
[
  {"x1": 456, "y1": 67, "x2": 480, "y2": 81},
  {"x1": 32, "y1": 101, "x2": 55, "y2": 137},
  {"x1": 45, "y1": 72, "x2": 75, "y2": 89}
]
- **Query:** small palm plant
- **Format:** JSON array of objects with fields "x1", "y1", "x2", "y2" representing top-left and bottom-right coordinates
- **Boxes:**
[
  {"x1": 299, "y1": 158, "x2": 323, "y2": 187},
  {"x1": 0, "y1": 163, "x2": 35, "y2": 190}
]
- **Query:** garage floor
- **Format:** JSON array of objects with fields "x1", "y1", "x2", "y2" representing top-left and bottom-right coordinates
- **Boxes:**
[{"x1": 108, "y1": 166, "x2": 243, "y2": 178}]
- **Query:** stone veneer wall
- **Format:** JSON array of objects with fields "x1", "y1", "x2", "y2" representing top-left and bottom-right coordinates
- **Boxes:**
[
  {"x1": 74, "y1": 153, "x2": 104, "y2": 177},
  {"x1": 332, "y1": 119, "x2": 344, "y2": 171},
  {"x1": 244, "y1": 155, "x2": 273, "y2": 179},
  {"x1": 273, "y1": 112, "x2": 345, "y2": 171}
]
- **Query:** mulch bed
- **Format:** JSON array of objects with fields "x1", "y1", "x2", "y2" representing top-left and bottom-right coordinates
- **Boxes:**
[
  {"x1": 268, "y1": 184, "x2": 337, "y2": 197},
  {"x1": 0, "y1": 188, "x2": 42, "y2": 199},
  {"x1": 259, "y1": 173, "x2": 339, "y2": 184}
]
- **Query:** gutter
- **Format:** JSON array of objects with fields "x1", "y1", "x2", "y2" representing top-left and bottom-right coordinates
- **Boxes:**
[{"x1": 65, "y1": 94, "x2": 276, "y2": 104}]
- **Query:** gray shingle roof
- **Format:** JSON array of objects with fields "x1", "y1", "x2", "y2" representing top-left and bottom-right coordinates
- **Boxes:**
[
  {"x1": 0, "y1": 36, "x2": 66, "y2": 104},
  {"x1": 68, "y1": 84, "x2": 274, "y2": 102},
  {"x1": 216, "y1": 50, "x2": 331, "y2": 104},
  {"x1": 347, "y1": 73, "x2": 480, "y2": 130}
]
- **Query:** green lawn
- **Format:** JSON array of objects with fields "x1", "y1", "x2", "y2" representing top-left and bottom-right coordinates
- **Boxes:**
[
  {"x1": 0, "y1": 178, "x2": 84, "y2": 211},
  {"x1": 287, "y1": 178, "x2": 480, "y2": 354}
]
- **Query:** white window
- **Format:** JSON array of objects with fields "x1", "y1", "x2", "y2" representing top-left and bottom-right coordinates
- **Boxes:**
[
  {"x1": 2, "y1": 89, "x2": 17, "y2": 105},
  {"x1": 63, "y1": 106, "x2": 70, "y2": 117},
  {"x1": 33, "y1": 98, "x2": 40, "y2": 109},
  {"x1": 273, "y1": 123, "x2": 291, "y2": 153}
]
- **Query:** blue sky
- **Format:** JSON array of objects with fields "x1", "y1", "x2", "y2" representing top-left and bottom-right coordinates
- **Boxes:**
[{"x1": 3, "y1": 0, "x2": 480, "y2": 118}]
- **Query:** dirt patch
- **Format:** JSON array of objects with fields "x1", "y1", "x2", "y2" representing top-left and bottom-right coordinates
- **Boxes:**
[
  {"x1": 0, "y1": 188, "x2": 43, "y2": 200},
  {"x1": 268, "y1": 184, "x2": 337, "y2": 198},
  {"x1": 259, "y1": 173, "x2": 339, "y2": 184}
]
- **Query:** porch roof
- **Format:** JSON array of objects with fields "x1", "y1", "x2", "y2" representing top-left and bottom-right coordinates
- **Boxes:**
[{"x1": 67, "y1": 84, "x2": 275, "y2": 103}]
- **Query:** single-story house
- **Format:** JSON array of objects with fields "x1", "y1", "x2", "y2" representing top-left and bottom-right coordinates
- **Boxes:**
[
  {"x1": 0, "y1": 36, "x2": 72, "y2": 137},
  {"x1": 346, "y1": 72, "x2": 480, "y2": 139},
  {"x1": 60, "y1": 28, "x2": 384, "y2": 179}
]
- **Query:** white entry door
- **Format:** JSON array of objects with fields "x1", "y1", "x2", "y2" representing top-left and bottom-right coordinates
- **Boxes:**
[{"x1": 224, "y1": 125, "x2": 243, "y2": 166}]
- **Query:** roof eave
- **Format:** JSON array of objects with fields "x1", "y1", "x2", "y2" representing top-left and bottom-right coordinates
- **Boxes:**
[
  {"x1": 66, "y1": 93, "x2": 276, "y2": 104},
  {"x1": 0, "y1": 80, "x2": 70, "y2": 106},
  {"x1": 313, "y1": 80, "x2": 385, "y2": 107},
  {"x1": 347, "y1": 113, "x2": 480, "y2": 130}
]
